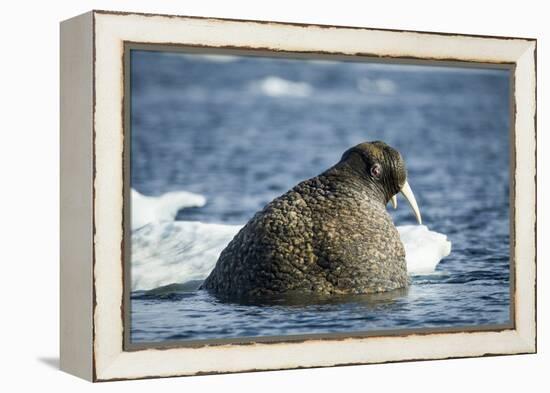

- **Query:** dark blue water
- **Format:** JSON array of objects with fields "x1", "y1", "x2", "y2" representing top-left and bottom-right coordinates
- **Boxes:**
[{"x1": 130, "y1": 51, "x2": 511, "y2": 343}]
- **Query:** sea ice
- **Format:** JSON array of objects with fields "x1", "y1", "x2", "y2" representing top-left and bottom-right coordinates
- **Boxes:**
[
  {"x1": 131, "y1": 189, "x2": 452, "y2": 291},
  {"x1": 131, "y1": 188, "x2": 206, "y2": 230}
]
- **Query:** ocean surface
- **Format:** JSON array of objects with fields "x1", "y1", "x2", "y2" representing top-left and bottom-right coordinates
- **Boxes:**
[{"x1": 130, "y1": 50, "x2": 511, "y2": 343}]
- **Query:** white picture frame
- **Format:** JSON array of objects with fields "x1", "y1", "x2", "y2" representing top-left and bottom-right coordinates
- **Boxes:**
[{"x1": 60, "y1": 10, "x2": 536, "y2": 381}]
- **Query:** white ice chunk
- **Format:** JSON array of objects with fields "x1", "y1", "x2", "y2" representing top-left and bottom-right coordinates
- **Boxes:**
[
  {"x1": 132, "y1": 221, "x2": 240, "y2": 291},
  {"x1": 131, "y1": 188, "x2": 206, "y2": 230},
  {"x1": 398, "y1": 225, "x2": 452, "y2": 274},
  {"x1": 255, "y1": 76, "x2": 312, "y2": 97}
]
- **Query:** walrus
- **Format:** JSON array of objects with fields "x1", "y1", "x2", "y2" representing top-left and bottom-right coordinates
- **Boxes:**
[{"x1": 201, "y1": 141, "x2": 422, "y2": 299}]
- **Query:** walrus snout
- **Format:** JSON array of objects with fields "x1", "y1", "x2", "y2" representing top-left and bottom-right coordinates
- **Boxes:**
[
  {"x1": 390, "y1": 180, "x2": 422, "y2": 224},
  {"x1": 341, "y1": 141, "x2": 422, "y2": 224}
]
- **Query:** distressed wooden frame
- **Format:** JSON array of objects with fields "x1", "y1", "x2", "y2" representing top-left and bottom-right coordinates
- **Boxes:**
[{"x1": 60, "y1": 10, "x2": 537, "y2": 382}]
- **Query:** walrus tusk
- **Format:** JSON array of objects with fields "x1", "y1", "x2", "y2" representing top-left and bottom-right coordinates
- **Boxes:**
[
  {"x1": 400, "y1": 180, "x2": 422, "y2": 224},
  {"x1": 390, "y1": 195, "x2": 397, "y2": 209}
]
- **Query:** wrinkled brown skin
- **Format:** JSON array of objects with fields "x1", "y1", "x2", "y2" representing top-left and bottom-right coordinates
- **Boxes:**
[{"x1": 201, "y1": 141, "x2": 409, "y2": 299}]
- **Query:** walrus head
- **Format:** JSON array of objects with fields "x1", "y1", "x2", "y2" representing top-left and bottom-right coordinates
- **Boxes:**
[{"x1": 338, "y1": 141, "x2": 422, "y2": 224}]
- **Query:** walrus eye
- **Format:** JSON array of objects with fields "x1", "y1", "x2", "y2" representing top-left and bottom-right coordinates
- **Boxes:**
[{"x1": 370, "y1": 163, "x2": 382, "y2": 178}]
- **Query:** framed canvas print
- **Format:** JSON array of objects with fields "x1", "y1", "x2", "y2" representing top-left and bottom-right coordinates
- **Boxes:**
[{"x1": 60, "y1": 10, "x2": 537, "y2": 381}]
